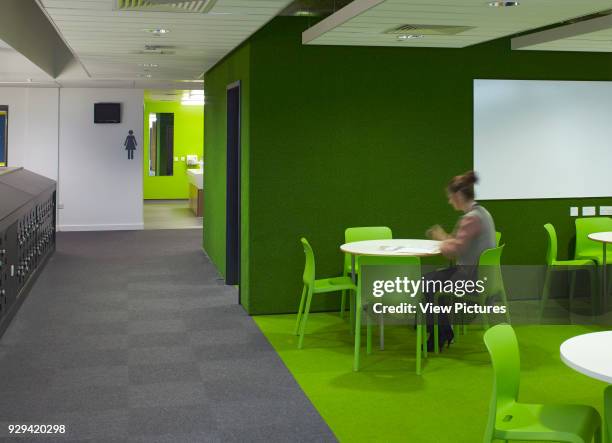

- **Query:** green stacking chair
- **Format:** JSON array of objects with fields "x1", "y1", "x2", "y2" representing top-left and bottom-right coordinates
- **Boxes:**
[
  {"x1": 496, "y1": 231, "x2": 502, "y2": 247},
  {"x1": 295, "y1": 238, "x2": 356, "y2": 349},
  {"x1": 540, "y1": 223, "x2": 598, "y2": 322},
  {"x1": 434, "y1": 244, "x2": 510, "y2": 353},
  {"x1": 341, "y1": 227, "x2": 393, "y2": 321},
  {"x1": 483, "y1": 324, "x2": 602, "y2": 443},
  {"x1": 604, "y1": 386, "x2": 612, "y2": 443},
  {"x1": 353, "y1": 255, "x2": 427, "y2": 374},
  {"x1": 575, "y1": 217, "x2": 612, "y2": 265}
]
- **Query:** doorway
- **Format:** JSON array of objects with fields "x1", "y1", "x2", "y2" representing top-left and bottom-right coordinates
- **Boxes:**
[
  {"x1": 142, "y1": 90, "x2": 204, "y2": 230},
  {"x1": 226, "y1": 82, "x2": 241, "y2": 290}
]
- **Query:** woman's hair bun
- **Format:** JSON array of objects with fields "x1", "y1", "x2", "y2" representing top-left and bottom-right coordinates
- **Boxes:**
[{"x1": 464, "y1": 170, "x2": 478, "y2": 185}]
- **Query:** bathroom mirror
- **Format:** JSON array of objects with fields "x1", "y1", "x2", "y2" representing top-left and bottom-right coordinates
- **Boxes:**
[
  {"x1": 149, "y1": 112, "x2": 174, "y2": 176},
  {"x1": 0, "y1": 105, "x2": 7, "y2": 167}
]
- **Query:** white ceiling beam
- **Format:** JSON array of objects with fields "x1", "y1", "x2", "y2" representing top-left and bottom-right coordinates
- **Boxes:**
[
  {"x1": 512, "y1": 13, "x2": 612, "y2": 50},
  {"x1": 302, "y1": 0, "x2": 386, "y2": 45}
]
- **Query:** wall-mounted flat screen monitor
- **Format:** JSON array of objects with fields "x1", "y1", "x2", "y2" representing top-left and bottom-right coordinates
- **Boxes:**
[{"x1": 94, "y1": 103, "x2": 121, "y2": 124}]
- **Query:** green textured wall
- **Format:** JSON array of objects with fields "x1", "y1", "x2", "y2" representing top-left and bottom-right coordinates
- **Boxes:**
[
  {"x1": 203, "y1": 43, "x2": 252, "y2": 311},
  {"x1": 143, "y1": 99, "x2": 204, "y2": 200},
  {"x1": 250, "y1": 18, "x2": 612, "y2": 314},
  {"x1": 243, "y1": 18, "x2": 612, "y2": 315}
]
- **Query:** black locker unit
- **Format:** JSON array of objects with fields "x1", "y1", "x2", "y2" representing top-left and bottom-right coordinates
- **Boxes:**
[{"x1": 0, "y1": 167, "x2": 56, "y2": 336}]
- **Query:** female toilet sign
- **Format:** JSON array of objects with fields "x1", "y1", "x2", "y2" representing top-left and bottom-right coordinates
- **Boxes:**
[{"x1": 124, "y1": 130, "x2": 137, "y2": 160}]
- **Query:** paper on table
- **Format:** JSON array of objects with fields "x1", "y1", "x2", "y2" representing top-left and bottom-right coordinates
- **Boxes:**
[{"x1": 379, "y1": 245, "x2": 438, "y2": 254}]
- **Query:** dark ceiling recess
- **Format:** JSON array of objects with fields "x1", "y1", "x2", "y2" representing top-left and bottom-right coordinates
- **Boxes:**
[{"x1": 280, "y1": 0, "x2": 355, "y2": 17}]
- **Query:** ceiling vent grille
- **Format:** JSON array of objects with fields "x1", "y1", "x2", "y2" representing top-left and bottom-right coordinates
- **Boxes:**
[
  {"x1": 115, "y1": 0, "x2": 218, "y2": 13},
  {"x1": 385, "y1": 24, "x2": 474, "y2": 36}
]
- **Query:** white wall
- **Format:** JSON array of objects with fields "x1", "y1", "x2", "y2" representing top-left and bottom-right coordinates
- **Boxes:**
[
  {"x1": 0, "y1": 86, "x2": 144, "y2": 231},
  {"x1": 0, "y1": 87, "x2": 58, "y2": 180},
  {"x1": 58, "y1": 88, "x2": 143, "y2": 231}
]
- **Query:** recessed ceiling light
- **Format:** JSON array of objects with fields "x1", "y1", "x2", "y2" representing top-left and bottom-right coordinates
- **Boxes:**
[
  {"x1": 397, "y1": 34, "x2": 424, "y2": 41},
  {"x1": 144, "y1": 28, "x2": 170, "y2": 36},
  {"x1": 488, "y1": 1, "x2": 519, "y2": 7},
  {"x1": 295, "y1": 10, "x2": 316, "y2": 17}
]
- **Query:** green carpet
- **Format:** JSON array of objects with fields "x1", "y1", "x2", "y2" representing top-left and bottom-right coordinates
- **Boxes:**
[{"x1": 255, "y1": 313, "x2": 606, "y2": 443}]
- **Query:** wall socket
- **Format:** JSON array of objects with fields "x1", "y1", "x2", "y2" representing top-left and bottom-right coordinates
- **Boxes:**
[
  {"x1": 570, "y1": 207, "x2": 579, "y2": 216},
  {"x1": 600, "y1": 206, "x2": 612, "y2": 216},
  {"x1": 582, "y1": 206, "x2": 596, "y2": 216}
]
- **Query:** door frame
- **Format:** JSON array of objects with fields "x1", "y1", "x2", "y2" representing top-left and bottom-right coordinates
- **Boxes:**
[{"x1": 225, "y1": 81, "x2": 241, "y2": 300}]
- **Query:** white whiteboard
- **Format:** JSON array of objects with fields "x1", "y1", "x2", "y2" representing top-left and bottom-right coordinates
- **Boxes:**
[{"x1": 474, "y1": 79, "x2": 612, "y2": 200}]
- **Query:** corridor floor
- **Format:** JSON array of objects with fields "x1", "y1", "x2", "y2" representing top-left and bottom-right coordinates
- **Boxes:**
[{"x1": 0, "y1": 230, "x2": 335, "y2": 442}]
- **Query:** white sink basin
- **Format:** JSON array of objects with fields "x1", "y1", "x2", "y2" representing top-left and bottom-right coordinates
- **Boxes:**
[{"x1": 187, "y1": 168, "x2": 203, "y2": 189}]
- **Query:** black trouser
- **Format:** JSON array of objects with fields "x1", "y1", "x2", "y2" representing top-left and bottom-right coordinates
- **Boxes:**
[{"x1": 422, "y1": 266, "x2": 476, "y2": 343}]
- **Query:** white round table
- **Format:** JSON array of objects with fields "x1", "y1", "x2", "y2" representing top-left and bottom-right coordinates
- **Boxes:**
[
  {"x1": 341, "y1": 238, "x2": 441, "y2": 280},
  {"x1": 560, "y1": 331, "x2": 612, "y2": 384},
  {"x1": 340, "y1": 239, "x2": 441, "y2": 360},
  {"x1": 588, "y1": 232, "x2": 612, "y2": 310}
]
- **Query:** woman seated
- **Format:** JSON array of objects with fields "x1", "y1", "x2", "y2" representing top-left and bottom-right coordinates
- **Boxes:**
[{"x1": 425, "y1": 170, "x2": 496, "y2": 351}]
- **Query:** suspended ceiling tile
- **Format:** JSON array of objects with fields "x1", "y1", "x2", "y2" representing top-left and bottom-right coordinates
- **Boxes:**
[
  {"x1": 303, "y1": 0, "x2": 612, "y2": 48},
  {"x1": 39, "y1": 0, "x2": 292, "y2": 81}
]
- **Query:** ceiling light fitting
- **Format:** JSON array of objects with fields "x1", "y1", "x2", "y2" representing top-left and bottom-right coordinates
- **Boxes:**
[
  {"x1": 397, "y1": 34, "x2": 424, "y2": 41},
  {"x1": 488, "y1": 1, "x2": 519, "y2": 7},
  {"x1": 144, "y1": 28, "x2": 170, "y2": 36}
]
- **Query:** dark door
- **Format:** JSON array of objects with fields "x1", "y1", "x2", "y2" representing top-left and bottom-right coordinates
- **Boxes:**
[{"x1": 226, "y1": 82, "x2": 241, "y2": 293}]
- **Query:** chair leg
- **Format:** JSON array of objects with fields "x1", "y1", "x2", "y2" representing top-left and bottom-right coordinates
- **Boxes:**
[
  {"x1": 294, "y1": 285, "x2": 307, "y2": 335},
  {"x1": 340, "y1": 290, "x2": 346, "y2": 318},
  {"x1": 422, "y1": 314, "x2": 428, "y2": 359},
  {"x1": 379, "y1": 315, "x2": 385, "y2": 351},
  {"x1": 433, "y1": 294, "x2": 439, "y2": 354},
  {"x1": 589, "y1": 267, "x2": 599, "y2": 318},
  {"x1": 297, "y1": 288, "x2": 314, "y2": 349},
  {"x1": 416, "y1": 322, "x2": 422, "y2": 375},
  {"x1": 539, "y1": 267, "x2": 552, "y2": 324},
  {"x1": 353, "y1": 303, "x2": 362, "y2": 372},
  {"x1": 349, "y1": 290, "x2": 355, "y2": 334},
  {"x1": 481, "y1": 294, "x2": 490, "y2": 330},
  {"x1": 569, "y1": 271, "x2": 577, "y2": 316},
  {"x1": 499, "y1": 286, "x2": 511, "y2": 324},
  {"x1": 366, "y1": 310, "x2": 372, "y2": 355}
]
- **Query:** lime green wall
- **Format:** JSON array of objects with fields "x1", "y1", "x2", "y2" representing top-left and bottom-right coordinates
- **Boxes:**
[
  {"x1": 143, "y1": 99, "x2": 204, "y2": 200},
  {"x1": 205, "y1": 17, "x2": 612, "y2": 315},
  {"x1": 203, "y1": 43, "x2": 251, "y2": 311}
]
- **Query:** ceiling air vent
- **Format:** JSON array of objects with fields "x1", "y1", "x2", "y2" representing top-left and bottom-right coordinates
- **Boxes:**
[
  {"x1": 385, "y1": 24, "x2": 474, "y2": 36},
  {"x1": 115, "y1": 0, "x2": 218, "y2": 13}
]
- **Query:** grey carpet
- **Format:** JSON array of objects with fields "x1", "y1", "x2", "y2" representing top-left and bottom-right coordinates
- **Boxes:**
[{"x1": 0, "y1": 230, "x2": 335, "y2": 443}]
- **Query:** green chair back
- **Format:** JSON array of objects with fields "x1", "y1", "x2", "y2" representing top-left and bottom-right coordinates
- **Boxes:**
[
  {"x1": 543, "y1": 223, "x2": 557, "y2": 265},
  {"x1": 300, "y1": 238, "x2": 315, "y2": 287},
  {"x1": 495, "y1": 231, "x2": 502, "y2": 247},
  {"x1": 344, "y1": 226, "x2": 393, "y2": 272},
  {"x1": 575, "y1": 217, "x2": 612, "y2": 258},
  {"x1": 478, "y1": 245, "x2": 505, "y2": 294},
  {"x1": 483, "y1": 324, "x2": 521, "y2": 421}
]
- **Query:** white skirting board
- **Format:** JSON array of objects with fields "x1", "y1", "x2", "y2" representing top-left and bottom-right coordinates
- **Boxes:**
[{"x1": 58, "y1": 223, "x2": 144, "y2": 232}]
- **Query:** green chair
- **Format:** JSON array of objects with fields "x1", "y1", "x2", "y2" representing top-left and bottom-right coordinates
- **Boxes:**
[
  {"x1": 435, "y1": 244, "x2": 510, "y2": 351},
  {"x1": 540, "y1": 223, "x2": 598, "y2": 322},
  {"x1": 295, "y1": 238, "x2": 356, "y2": 349},
  {"x1": 483, "y1": 324, "x2": 602, "y2": 443},
  {"x1": 341, "y1": 226, "x2": 393, "y2": 321},
  {"x1": 496, "y1": 231, "x2": 502, "y2": 247},
  {"x1": 575, "y1": 217, "x2": 612, "y2": 265},
  {"x1": 353, "y1": 255, "x2": 427, "y2": 374},
  {"x1": 604, "y1": 385, "x2": 612, "y2": 443}
]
